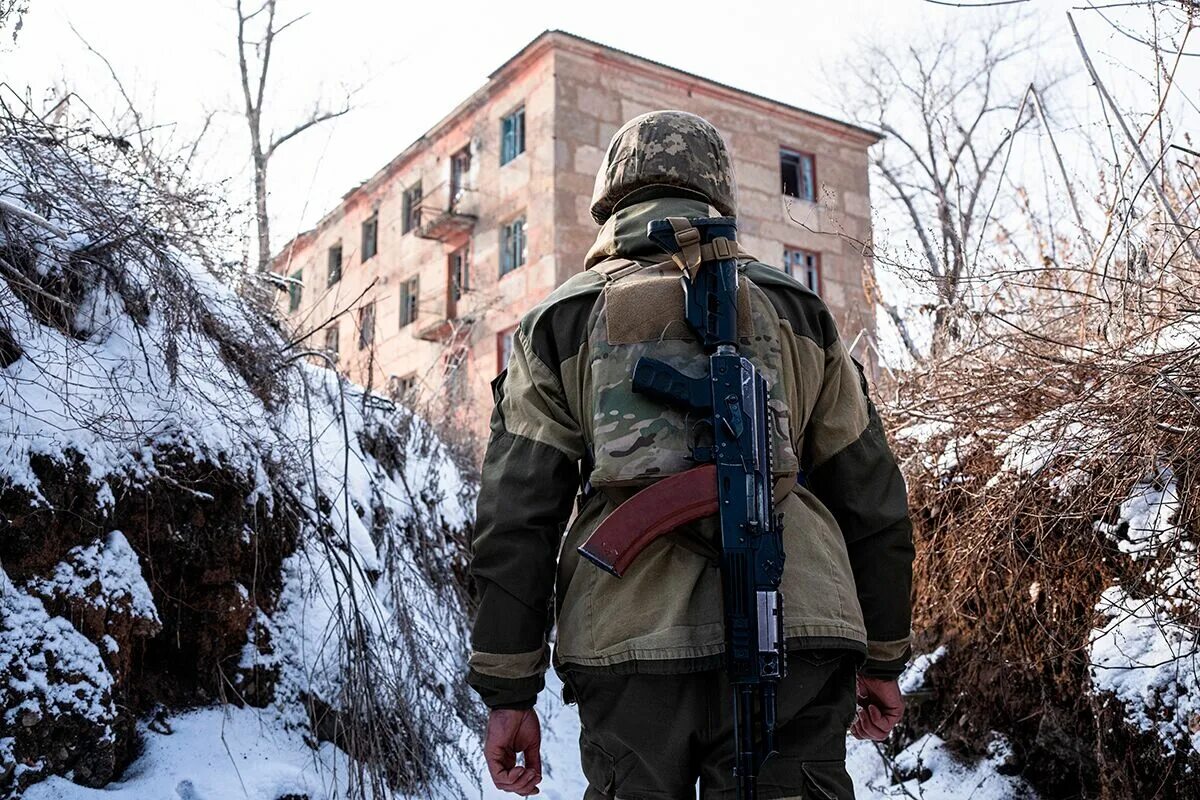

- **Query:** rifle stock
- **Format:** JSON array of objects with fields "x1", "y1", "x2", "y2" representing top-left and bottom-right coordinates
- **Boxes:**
[{"x1": 577, "y1": 464, "x2": 718, "y2": 577}]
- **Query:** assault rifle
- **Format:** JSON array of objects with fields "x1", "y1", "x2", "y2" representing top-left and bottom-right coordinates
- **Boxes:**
[{"x1": 578, "y1": 216, "x2": 786, "y2": 800}]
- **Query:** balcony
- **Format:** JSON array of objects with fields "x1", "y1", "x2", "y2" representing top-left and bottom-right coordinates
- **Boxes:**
[
  {"x1": 415, "y1": 253, "x2": 473, "y2": 343},
  {"x1": 414, "y1": 181, "x2": 477, "y2": 242}
]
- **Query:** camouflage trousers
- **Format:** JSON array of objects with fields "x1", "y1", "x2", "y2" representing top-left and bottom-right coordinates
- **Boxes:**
[{"x1": 562, "y1": 651, "x2": 857, "y2": 800}]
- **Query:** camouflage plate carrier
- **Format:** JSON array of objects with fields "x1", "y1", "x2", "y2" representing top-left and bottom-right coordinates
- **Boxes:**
[{"x1": 586, "y1": 249, "x2": 800, "y2": 489}]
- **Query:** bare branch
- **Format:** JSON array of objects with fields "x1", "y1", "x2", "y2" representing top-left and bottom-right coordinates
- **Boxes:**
[
  {"x1": 267, "y1": 103, "x2": 350, "y2": 158},
  {"x1": 923, "y1": 0, "x2": 1029, "y2": 6}
]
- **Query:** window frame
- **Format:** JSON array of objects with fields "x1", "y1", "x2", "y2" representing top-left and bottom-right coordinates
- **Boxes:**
[
  {"x1": 391, "y1": 373, "x2": 417, "y2": 402},
  {"x1": 323, "y1": 325, "x2": 340, "y2": 360},
  {"x1": 450, "y1": 147, "x2": 471, "y2": 209},
  {"x1": 327, "y1": 243, "x2": 343, "y2": 286},
  {"x1": 288, "y1": 268, "x2": 303, "y2": 312},
  {"x1": 499, "y1": 216, "x2": 527, "y2": 277},
  {"x1": 449, "y1": 244, "x2": 470, "y2": 302},
  {"x1": 496, "y1": 326, "x2": 517, "y2": 374},
  {"x1": 361, "y1": 213, "x2": 379, "y2": 262},
  {"x1": 780, "y1": 147, "x2": 817, "y2": 202},
  {"x1": 399, "y1": 276, "x2": 419, "y2": 329},
  {"x1": 357, "y1": 302, "x2": 376, "y2": 350},
  {"x1": 783, "y1": 246, "x2": 822, "y2": 294},
  {"x1": 401, "y1": 182, "x2": 422, "y2": 235},
  {"x1": 500, "y1": 105, "x2": 526, "y2": 166}
]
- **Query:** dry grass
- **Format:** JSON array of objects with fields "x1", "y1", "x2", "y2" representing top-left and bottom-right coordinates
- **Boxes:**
[{"x1": 880, "y1": 196, "x2": 1200, "y2": 796}]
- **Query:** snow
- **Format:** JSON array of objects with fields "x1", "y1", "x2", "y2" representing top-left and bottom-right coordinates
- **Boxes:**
[
  {"x1": 1086, "y1": 471, "x2": 1199, "y2": 758},
  {"x1": 1094, "y1": 471, "x2": 1181, "y2": 559},
  {"x1": 468, "y1": 659, "x2": 1036, "y2": 800},
  {"x1": 1130, "y1": 313, "x2": 1200, "y2": 357},
  {"x1": 22, "y1": 706, "x2": 365, "y2": 800},
  {"x1": 1089, "y1": 586, "x2": 1200, "y2": 756},
  {"x1": 2, "y1": 133, "x2": 478, "y2": 795},
  {"x1": 0, "y1": 566, "x2": 115, "y2": 737},
  {"x1": 848, "y1": 733, "x2": 1032, "y2": 799},
  {"x1": 896, "y1": 420, "x2": 953, "y2": 444},
  {"x1": 25, "y1": 530, "x2": 161, "y2": 627},
  {"x1": 899, "y1": 645, "x2": 947, "y2": 695},
  {"x1": 10, "y1": 649, "x2": 1039, "y2": 800},
  {"x1": 992, "y1": 408, "x2": 1097, "y2": 478}
]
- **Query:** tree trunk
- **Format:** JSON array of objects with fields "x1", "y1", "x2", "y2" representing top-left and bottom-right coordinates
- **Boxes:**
[{"x1": 254, "y1": 156, "x2": 270, "y2": 273}]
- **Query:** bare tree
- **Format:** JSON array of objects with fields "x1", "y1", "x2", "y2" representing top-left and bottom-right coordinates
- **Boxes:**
[
  {"x1": 236, "y1": 0, "x2": 352, "y2": 273},
  {"x1": 841, "y1": 15, "x2": 1054, "y2": 358},
  {"x1": 0, "y1": 0, "x2": 28, "y2": 45}
]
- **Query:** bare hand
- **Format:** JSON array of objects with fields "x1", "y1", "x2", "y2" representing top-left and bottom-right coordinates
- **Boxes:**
[
  {"x1": 485, "y1": 708, "x2": 542, "y2": 795},
  {"x1": 851, "y1": 675, "x2": 904, "y2": 741}
]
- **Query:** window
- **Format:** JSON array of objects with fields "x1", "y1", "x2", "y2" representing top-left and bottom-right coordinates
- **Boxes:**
[
  {"x1": 362, "y1": 214, "x2": 379, "y2": 261},
  {"x1": 391, "y1": 373, "x2": 416, "y2": 402},
  {"x1": 327, "y1": 243, "x2": 342, "y2": 286},
  {"x1": 497, "y1": 327, "x2": 516, "y2": 373},
  {"x1": 783, "y1": 248, "x2": 821, "y2": 293},
  {"x1": 450, "y1": 245, "x2": 470, "y2": 301},
  {"x1": 357, "y1": 302, "x2": 376, "y2": 350},
  {"x1": 500, "y1": 106, "x2": 525, "y2": 165},
  {"x1": 500, "y1": 217, "x2": 526, "y2": 276},
  {"x1": 450, "y1": 147, "x2": 471, "y2": 210},
  {"x1": 323, "y1": 325, "x2": 339, "y2": 360},
  {"x1": 402, "y1": 183, "x2": 422, "y2": 234},
  {"x1": 780, "y1": 148, "x2": 816, "y2": 201},
  {"x1": 399, "y1": 277, "x2": 419, "y2": 328},
  {"x1": 288, "y1": 269, "x2": 303, "y2": 312},
  {"x1": 445, "y1": 346, "x2": 469, "y2": 404}
]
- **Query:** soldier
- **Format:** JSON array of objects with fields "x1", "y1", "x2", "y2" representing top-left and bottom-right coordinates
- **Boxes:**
[{"x1": 468, "y1": 110, "x2": 913, "y2": 800}]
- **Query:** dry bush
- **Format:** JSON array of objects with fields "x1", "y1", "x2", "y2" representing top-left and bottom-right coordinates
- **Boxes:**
[
  {"x1": 883, "y1": 168, "x2": 1200, "y2": 797},
  {"x1": 0, "y1": 89, "x2": 480, "y2": 799}
]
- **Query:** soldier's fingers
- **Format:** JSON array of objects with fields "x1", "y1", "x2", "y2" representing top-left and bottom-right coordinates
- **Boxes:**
[
  {"x1": 510, "y1": 767, "x2": 541, "y2": 795},
  {"x1": 523, "y1": 742, "x2": 543, "y2": 777},
  {"x1": 850, "y1": 717, "x2": 866, "y2": 739},
  {"x1": 859, "y1": 707, "x2": 892, "y2": 740},
  {"x1": 487, "y1": 754, "x2": 515, "y2": 789},
  {"x1": 494, "y1": 765, "x2": 528, "y2": 791},
  {"x1": 868, "y1": 703, "x2": 896, "y2": 733}
]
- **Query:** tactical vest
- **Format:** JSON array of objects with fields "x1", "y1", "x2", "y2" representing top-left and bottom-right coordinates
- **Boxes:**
[{"x1": 585, "y1": 255, "x2": 801, "y2": 489}]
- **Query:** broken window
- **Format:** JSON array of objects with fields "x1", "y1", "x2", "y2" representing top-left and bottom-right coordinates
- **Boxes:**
[
  {"x1": 497, "y1": 326, "x2": 516, "y2": 373},
  {"x1": 362, "y1": 214, "x2": 379, "y2": 261},
  {"x1": 288, "y1": 269, "x2": 303, "y2": 312},
  {"x1": 780, "y1": 148, "x2": 816, "y2": 201},
  {"x1": 324, "y1": 325, "x2": 339, "y2": 360},
  {"x1": 783, "y1": 247, "x2": 821, "y2": 294},
  {"x1": 500, "y1": 217, "x2": 526, "y2": 276},
  {"x1": 450, "y1": 147, "x2": 471, "y2": 209},
  {"x1": 327, "y1": 243, "x2": 342, "y2": 286},
  {"x1": 402, "y1": 183, "x2": 422, "y2": 234},
  {"x1": 500, "y1": 106, "x2": 525, "y2": 165},
  {"x1": 450, "y1": 244, "x2": 470, "y2": 302},
  {"x1": 391, "y1": 373, "x2": 417, "y2": 402},
  {"x1": 399, "y1": 276, "x2": 419, "y2": 328},
  {"x1": 444, "y1": 346, "x2": 469, "y2": 404},
  {"x1": 357, "y1": 302, "x2": 376, "y2": 350}
]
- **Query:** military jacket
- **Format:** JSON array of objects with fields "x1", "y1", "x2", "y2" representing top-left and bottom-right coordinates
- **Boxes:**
[{"x1": 467, "y1": 196, "x2": 914, "y2": 709}]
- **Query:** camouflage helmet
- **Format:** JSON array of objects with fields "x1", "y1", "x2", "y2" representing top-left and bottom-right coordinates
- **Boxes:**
[{"x1": 590, "y1": 110, "x2": 737, "y2": 224}]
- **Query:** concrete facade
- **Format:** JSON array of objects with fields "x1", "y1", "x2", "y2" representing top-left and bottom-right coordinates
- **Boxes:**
[{"x1": 273, "y1": 31, "x2": 880, "y2": 442}]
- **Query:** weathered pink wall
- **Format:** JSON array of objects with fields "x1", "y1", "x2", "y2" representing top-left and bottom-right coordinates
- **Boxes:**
[{"x1": 274, "y1": 32, "x2": 879, "y2": 448}]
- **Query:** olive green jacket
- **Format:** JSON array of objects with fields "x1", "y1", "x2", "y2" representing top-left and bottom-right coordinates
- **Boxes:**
[{"x1": 468, "y1": 197, "x2": 914, "y2": 709}]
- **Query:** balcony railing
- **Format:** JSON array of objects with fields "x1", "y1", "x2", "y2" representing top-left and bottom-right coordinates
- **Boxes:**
[
  {"x1": 414, "y1": 181, "x2": 477, "y2": 242},
  {"x1": 414, "y1": 266, "x2": 472, "y2": 343}
]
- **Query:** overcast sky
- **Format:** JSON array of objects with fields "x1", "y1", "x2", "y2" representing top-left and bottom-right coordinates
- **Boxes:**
[{"x1": 3, "y1": 0, "x2": 1197, "y2": 264}]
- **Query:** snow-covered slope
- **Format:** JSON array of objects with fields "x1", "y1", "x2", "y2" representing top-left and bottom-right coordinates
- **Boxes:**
[{"x1": 0, "y1": 119, "x2": 478, "y2": 797}]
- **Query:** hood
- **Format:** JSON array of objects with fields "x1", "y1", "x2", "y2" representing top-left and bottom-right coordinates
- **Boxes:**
[{"x1": 583, "y1": 196, "x2": 715, "y2": 269}]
